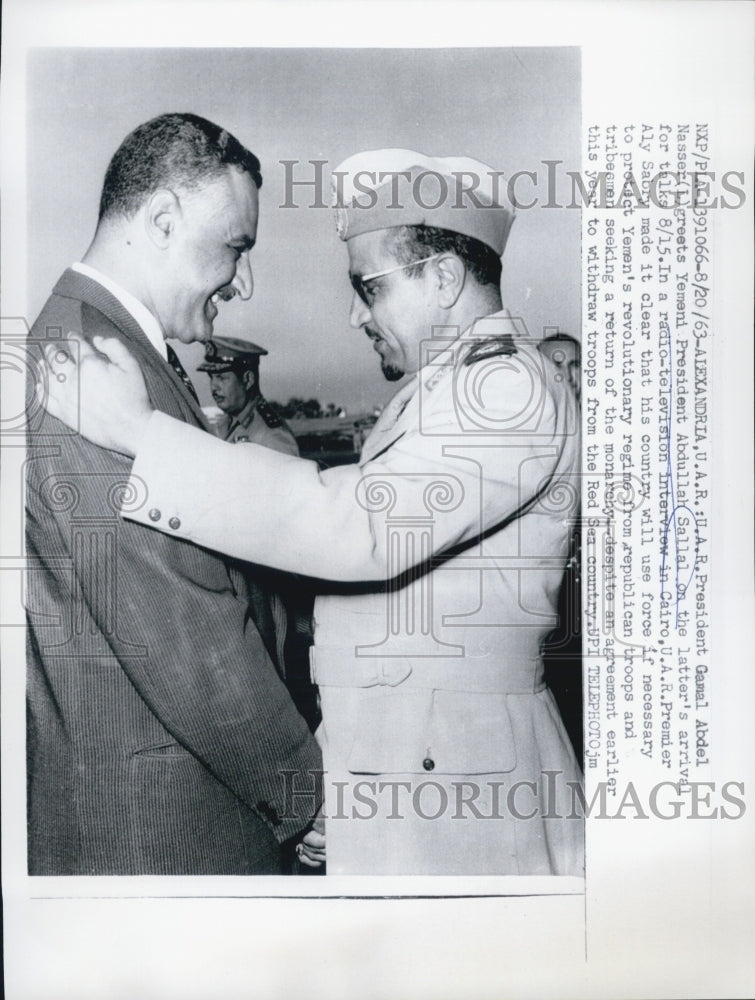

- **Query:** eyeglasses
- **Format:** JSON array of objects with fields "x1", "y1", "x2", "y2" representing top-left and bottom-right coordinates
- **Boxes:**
[{"x1": 349, "y1": 254, "x2": 442, "y2": 306}]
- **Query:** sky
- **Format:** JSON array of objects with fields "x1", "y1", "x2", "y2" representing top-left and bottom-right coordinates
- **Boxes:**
[{"x1": 27, "y1": 47, "x2": 580, "y2": 412}]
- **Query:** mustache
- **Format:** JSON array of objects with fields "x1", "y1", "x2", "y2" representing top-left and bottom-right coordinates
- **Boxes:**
[
  {"x1": 365, "y1": 327, "x2": 382, "y2": 342},
  {"x1": 214, "y1": 286, "x2": 237, "y2": 302}
]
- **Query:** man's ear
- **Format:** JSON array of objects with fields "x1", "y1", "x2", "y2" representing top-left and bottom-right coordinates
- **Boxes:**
[
  {"x1": 145, "y1": 188, "x2": 180, "y2": 249},
  {"x1": 242, "y1": 369, "x2": 257, "y2": 392},
  {"x1": 435, "y1": 254, "x2": 466, "y2": 309}
]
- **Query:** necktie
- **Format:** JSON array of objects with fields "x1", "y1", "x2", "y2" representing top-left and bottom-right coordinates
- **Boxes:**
[{"x1": 166, "y1": 345, "x2": 199, "y2": 403}]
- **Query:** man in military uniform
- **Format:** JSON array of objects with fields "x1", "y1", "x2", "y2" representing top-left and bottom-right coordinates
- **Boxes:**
[
  {"x1": 42, "y1": 148, "x2": 583, "y2": 878},
  {"x1": 198, "y1": 336, "x2": 298, "y2": 454}
]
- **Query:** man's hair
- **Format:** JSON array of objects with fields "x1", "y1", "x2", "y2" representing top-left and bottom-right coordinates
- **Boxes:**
[
  {"x1": 98, "y1": 113, "x2": 262, "y2": 222},
  {"x1": 389, "y1": 225, "x2": 502, "y2": 288}
]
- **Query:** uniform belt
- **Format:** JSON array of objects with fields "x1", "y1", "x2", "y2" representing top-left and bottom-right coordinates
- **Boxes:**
[{"x1": 310, "y1": 647, "x2": 545, "y2": 694}]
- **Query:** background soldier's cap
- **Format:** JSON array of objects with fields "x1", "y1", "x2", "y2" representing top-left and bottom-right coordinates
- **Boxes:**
[
  {"x1": 197, "y1": 336, "x2": 269, "y2": 373},
  {"x1": 331, "y1": 148, "x2": 515, "y2": 255}
]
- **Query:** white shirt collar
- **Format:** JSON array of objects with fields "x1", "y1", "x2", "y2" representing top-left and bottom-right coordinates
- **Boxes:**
[{"x1": 71, "y1": 262, "x2": 168, "y2": 361}]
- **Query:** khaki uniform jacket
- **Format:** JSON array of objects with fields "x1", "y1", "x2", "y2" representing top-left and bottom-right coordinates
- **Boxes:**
[
  {"x1": 217, "y1": 395, "x2": 298, "y2": 455},
  {"x1": 126, "y1": 312, "x2": 583, "y2": 876}
]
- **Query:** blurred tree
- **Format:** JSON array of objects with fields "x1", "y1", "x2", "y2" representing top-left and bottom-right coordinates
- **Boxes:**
[{"x1": 270, "y1": 398, "x2": 351, "y2": 420}]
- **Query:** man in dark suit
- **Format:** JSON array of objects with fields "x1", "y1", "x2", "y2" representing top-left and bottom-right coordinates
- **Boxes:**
[{"x1": 25, "y1": 113, "x2": 322, "y2": 875}]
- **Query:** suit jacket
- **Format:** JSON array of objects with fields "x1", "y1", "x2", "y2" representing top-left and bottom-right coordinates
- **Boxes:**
[
  {"x1": 121, "y1": 313, "x2": 584, "y2": 876},
  {"x1": 25, "y1": 269, "x2": 322, "y2": 875}
]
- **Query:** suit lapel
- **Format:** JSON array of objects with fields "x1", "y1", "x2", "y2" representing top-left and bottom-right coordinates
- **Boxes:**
[{"x1": 53, "y1": 269, "x2": 210, "y2": 430}]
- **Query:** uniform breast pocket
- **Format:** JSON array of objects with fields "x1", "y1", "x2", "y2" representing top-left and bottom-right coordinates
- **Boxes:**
[{"x1": 347, "y1": 689, "x2": 517, "y2": 776}]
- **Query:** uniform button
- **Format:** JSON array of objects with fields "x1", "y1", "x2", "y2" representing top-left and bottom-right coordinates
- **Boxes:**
[
  {"x1": 422, "y1": 757, "x2": 435, "y2": 771},
  {"x1": 148, "y1": 508, "x2": 161, "y2": 522},
  {"x1": 168, "y1": 516, "x2": 181, "y2": 530}
]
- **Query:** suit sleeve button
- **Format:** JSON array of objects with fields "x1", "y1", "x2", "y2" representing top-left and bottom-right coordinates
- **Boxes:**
[
  {"x1": 168, "y1": 516, "x2": 181, "y2": 530},
  {"x1": 422, "y1": 757, "x2": 435, "y2": 771},
  {"x1": 148, "y1": 508, "x2": 161, "y2": 522}
]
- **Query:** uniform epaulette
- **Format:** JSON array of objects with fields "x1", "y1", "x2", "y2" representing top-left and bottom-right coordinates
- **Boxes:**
[
  {"x1": 257, "y1": 398, "x2": 283, "y2": 428},
  {"x1": 463, "y1": 335, "x2": 517, "y2": 367}
]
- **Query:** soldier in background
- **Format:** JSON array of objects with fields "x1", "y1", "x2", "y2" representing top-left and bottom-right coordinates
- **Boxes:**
[
  {"x1": 199, "y1": 335, "x2": 319, "y2": 732},
  {"x1": 198, "y1": 336, "x2": 298, "y2": 453}
]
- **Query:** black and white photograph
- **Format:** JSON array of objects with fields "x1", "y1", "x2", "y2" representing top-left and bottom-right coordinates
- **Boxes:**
[
  {"x1": 1, "y1": 2, "x2": 753, "y2": 998},
  {"x1": 22, "y1": 44, "x2": 583, "y2": 882}
]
